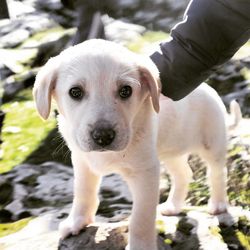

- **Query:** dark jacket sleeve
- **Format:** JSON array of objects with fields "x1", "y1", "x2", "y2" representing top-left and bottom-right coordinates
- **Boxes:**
[{"x1": 150, "y1": 0, "x2": 250, "y2": 100}]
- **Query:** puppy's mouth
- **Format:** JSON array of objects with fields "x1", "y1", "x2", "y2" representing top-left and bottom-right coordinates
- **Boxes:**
[
  {"x1": 76, "y1": 138, "x2": 128, "y2": 153},
  {"x1": 89, "y1": 145, "x2": 120, "y2": 152}
]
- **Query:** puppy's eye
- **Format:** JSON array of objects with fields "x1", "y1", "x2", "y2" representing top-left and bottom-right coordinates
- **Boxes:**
[
  {"x1": 69, "y1": 87, "x2": 84, "y2": 100},
  {"x1": 119, "y1": 85, "x2": 132, "y2": 99}
]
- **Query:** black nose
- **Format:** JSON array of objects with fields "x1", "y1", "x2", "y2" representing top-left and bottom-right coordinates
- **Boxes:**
[{"x1": 91, "y1": 127, "x2": 116, "y2": 147}]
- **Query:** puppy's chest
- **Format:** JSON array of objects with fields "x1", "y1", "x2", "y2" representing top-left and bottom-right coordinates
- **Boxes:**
[{"x1": 85, "y1": 152, "x2": 131, "y2": 175}]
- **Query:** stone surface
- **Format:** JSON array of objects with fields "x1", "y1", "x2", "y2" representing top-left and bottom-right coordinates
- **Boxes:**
[
  {"x1": 0, "y1": 206, "x2": 249, "y2": 250},
  {"x1": 58, "y1": 221, "x2": 171, "y2": 250},
  {"x1": 0, "y1": 162, "x2": 132, "y2": 222},
  {"x1": 0, "y1": 213, "x2": 60, "y2": 250},
  {"x1": 58, "y1": 222, "x2": 129, "y2": 250},
  {"x1": 2, "y1": 70, "x2": 37, "y2": 102},
  {"x1": 0, "y1": 13, "x2": 58, "y2": 48},
  {"x1": 208, "y1": 58, "x2": 250, "y2": 117},
  {"x1": 103, "y1": 15, "x2": 146, "y2": 44}
]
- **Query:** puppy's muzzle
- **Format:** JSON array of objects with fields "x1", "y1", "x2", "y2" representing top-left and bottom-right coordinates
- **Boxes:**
[{"x1": 90, "y1": 122, "x2": 116, "y2": 148}]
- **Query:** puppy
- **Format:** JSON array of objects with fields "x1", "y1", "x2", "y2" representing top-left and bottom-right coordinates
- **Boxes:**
[{"x1": 33, "y1": 39, "x2": 238, "y2": 250}]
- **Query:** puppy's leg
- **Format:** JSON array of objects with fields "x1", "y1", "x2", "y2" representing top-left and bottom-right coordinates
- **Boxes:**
[
  {"x1": 124, "y1": 161, "x2": 160, "y2": 250},
  {"x1": 160, "y1": 154, "x2": 192, "y2": 215},
  {"x1": 59, "y1": 153, "x2": 101, "y2": 239},
  {"x1": 201, "y1": 151, "x2": 228, "y2": 214}
]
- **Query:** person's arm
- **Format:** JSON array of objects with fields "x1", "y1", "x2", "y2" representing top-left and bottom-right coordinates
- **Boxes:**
[{"x1": 150, "y1": 0, "x2": 250, "y2": 100}]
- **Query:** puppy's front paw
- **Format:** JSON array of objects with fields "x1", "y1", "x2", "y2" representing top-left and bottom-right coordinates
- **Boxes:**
[
  {"x1": 208, "y1": 200, "x2": 228, "y2": 215},
  {"x1": 158, "y1": 201, "x2": 182, "y2": 216},
  {"x1": 59, "y1": 215, "x2": 93, "y2": 239}
]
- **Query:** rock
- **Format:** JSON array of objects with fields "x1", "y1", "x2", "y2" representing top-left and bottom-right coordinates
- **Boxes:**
[
  {"x1": 35, "y1": 0, "x2": 75, "y2": 28},
  {"x1": 0, "y1": 213, "x2": 60, "y2": 250},
  {"x1": 0, "y1": 162, "x2": 132, "y2": 221},
  {"x1": 58, "y1": 221, "x2": 169, "y2": 250},
  {"x1": 103, "y1": 15, "x2": 146, "y2": 44},
  {"x1": 22, "y1": 13, "x2": 59, "y2": 36},
  {"x1": 222, "y1": 87, "x2": 250, "y2": 116},
  {"x1": 0, "y1": 29, "x2": 30, "y2": 48},
  {"x1": 7, "y1": 0, "x2": 36, "y2": 18},
  {"x1": 241, "y1": 56, "x2": 250, "y2": 68},
  {"x1": 0, "y1": 206, "x2": 249, "y2": 250},
  {"x1": 209, "y1": 62, "x2": 245, "y2": 96},
  {"x1": 2, "y1": 78, "x2": 25, "y2": 102},
  {"x1": 117, "y1": 0, "x2": 140, "y2": 9},
  {"x1": 36, "y1": 0, "x2": 63, "y2": 12},
  {"x1": 0, "y1": 176, "x2": 13, "y2": 205},
  {"x1": 59, "y1": 222, "x2": 129, "y2": 250},
  {"x1": 0, "y1": 19, "x2": 21, "y2": 37},
  {"x1": 156, "y1": 207, "x2": 250, "y2": 250},
  {"x1": 2, "y1": 69, "x2": 38, "y2": 102},
  {"x1": 156, "y1": 17, "x2": 178, "y2": 32},
  {"x1": 2, "y1": 162, "x2": 73, "y2": 220},
  {"x1": 208, "y1": 59, "x2": 250, "y2": 116},
  {"x1": 134, "y1": 10, "x2": 160, "y2": 23},
  {"x1": 168, "y1": 0, "x2": 189, "y2": 11},
  {"x1": 0, "y1": 13, "x2": 58, "y2": 49},
  {"x1": 0, "y1": 62, "x2": 13, "y2": 80},
  {"x1": 0, "y1": 47, "x2": 37, "y2": 74}
]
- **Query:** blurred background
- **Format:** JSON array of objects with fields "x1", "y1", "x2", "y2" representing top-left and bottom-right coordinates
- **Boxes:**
[{"x1": 0, "y1": 0, "x2": 249, "y2": 249}]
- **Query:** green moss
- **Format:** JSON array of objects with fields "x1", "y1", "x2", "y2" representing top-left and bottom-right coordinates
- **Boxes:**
[
  {"x1": 0, "y1": 218, "x2": 32, "y2": 238},
  {"x1": 236, "y1": 217, "x2": 250, "y2": 249},
  {"x1": 238, "y1": 216, "x2": 250, "y2": 227},
  {"x1": 20, "y1": 26, "x2": 75, "y2": 48},
  {"x1": 187, "y1": 181, "x2": 209, "y2": 206},
  {"x1": 0, "y1": 48, "x2": 37, "y2": 73},
  {"x1": 141, "y1": 31, "x2": 170, "y2": 43},
  {"x1": 236, "y1": 231, "x2": 250, "y2": 250},
  {"x1": 228, "y1": 145, "x2": 244, "y2": 157},
  {"x1": 12, "y1": 69, "x2": 37, "y2": 82},
  {"x1": 240, "y1": 68, "x2": 250, "y2": 81},
  {"x1": 164, "y1": 238, "x2": 173, "y2": 245},
  {"x1": 0, "y1": 88, "x2": 56, "y2": 173},
  {"x1": 209, "y1": 226, "x2": 223, "y2": 241},
  {"x1": 126, "y1": 31, "x2": 169, "y2": 53},
  {"x1": 156, "y1": 219, "x2": 166, "y2": 235},
  {"x1": 234, "y1": 40, "x2": 250, "y2": 60}
]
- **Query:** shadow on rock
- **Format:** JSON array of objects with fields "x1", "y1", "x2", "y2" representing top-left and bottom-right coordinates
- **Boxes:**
[{"x1": 25, "y1": 127, "x2": 72, "y2": 166}]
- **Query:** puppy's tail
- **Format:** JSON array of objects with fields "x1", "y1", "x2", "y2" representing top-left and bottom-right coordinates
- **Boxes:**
[{"x1": 227, "y1": 100, "x2": 242, "y2": 131}]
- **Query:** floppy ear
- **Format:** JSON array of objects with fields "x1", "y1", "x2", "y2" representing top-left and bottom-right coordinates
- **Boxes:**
[
  {"x1": 138, "y1": 61, "x2": 161, "y2": 113},
  {"x1": 33, "y1": 56, "x2": 60, "y2": 120}
]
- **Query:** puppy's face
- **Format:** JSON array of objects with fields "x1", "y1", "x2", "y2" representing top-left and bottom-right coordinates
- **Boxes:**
[{"x1": 33, "y1": 40, "x2": 160, "y2": 152}]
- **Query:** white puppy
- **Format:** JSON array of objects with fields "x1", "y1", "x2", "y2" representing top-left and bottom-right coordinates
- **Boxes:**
[{"x1": 33, "y1": 39, "x2": 238, "y2": 250}]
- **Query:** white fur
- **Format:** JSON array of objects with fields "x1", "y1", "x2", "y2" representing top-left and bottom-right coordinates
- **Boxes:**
[{"x1": 33, "y1": 39, "x2": 239, "y2": 250}]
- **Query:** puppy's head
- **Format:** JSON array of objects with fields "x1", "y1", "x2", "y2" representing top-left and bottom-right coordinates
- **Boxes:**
[{"x1": 33, "y1": 39, "x2": 160, "y2": 152}]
